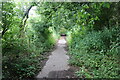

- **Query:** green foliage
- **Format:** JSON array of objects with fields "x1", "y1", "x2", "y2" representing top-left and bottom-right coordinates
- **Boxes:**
[
  {"x1": 2, "y1": 2, "x2": 56, "y2": 79},
  {"x1": 59, "y1": 28, "x2": 67, "y2": 35},
  {"x1": 66, "y1": 2, "x2": 120, "y2": 78},
  {"x1": 3, "y1": 52, "x2": 42, "y2": 79},
  {"x1": 2, "y1": 1, "x2": 120, "y2": 79},
  {"x1": 69, "y1": 27, "x2": 120, "y2": 78}
]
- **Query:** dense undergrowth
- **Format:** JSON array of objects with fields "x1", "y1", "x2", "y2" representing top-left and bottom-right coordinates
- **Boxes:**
[
  {"x1": 66, "y1": 2, "x2": 120, "y2": 78},
  {"x1": 2, "y1": 30, "x2": 56, "y2": 79},
  {"x1": 2, "y1": 24, "x2": 56, "y2": 79},
  {"x1": 68, "y1": 27, "x2": 120, "y2": 78}
]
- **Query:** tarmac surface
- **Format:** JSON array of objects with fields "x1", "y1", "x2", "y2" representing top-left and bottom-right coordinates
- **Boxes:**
[{"x1": 36, "y1": 37, "x2": 70, "y2": 78}]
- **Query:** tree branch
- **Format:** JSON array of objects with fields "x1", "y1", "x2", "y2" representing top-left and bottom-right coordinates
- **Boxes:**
[{"x1": 20, "y1": 5, "x2": 33, "y2": 28}]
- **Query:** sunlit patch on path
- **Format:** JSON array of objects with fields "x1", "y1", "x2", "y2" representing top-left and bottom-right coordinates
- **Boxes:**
[{"x1": 36, "y1": 36, "x2": 70, "y2": 78}]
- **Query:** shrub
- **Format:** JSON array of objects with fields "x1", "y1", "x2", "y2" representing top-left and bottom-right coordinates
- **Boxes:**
[{"x1": 68, "y1": 27, "x2": 120, "y2": 78}]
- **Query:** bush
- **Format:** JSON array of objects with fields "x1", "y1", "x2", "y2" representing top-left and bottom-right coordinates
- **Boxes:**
[
  {"x1": 2, "y1": 25, "x2": 56, "y2": 79},
  {"x1": 68, "y1": 27, "x2": 120, "y2": 78}
]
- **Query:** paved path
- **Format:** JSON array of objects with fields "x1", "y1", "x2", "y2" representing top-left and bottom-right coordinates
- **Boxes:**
[{"x1": 36, "y1": 37, "x2": 70, "y2": 78}]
